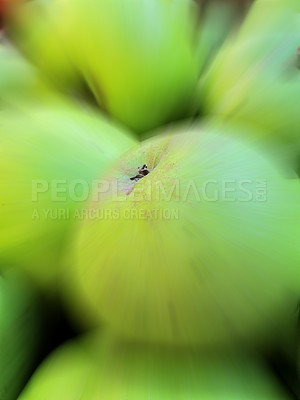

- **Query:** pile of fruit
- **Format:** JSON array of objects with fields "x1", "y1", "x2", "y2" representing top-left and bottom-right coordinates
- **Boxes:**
[{"x1": 0, "y1": 0, "x2": 300, "y2": 398}]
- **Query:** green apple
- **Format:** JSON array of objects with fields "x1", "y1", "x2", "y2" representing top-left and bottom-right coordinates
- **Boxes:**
[
  {"x1": 18, "y1": 331, "x2": 291, "y2": 399},
  {"x1": 0, "y1": 44, "x2": 60, "y2": 108},
  {"x1": 195, "y1": 1, "x2": 237, "y2": 78},
  {"x1": 0, "y1": 102, "x2": 136, "y2": 291},
  {"x1": 67, "y1": 121, "x2": 300, "y2": 346},
  {"x1": 57, "y1": 0, "x2": 198, "y2": 134},
  {"x1": 8, "y1": 0, "x2": 81, "y2": 92},
  {"x1": 0, "y1": 269, "x2": 43, "y2": 400},
  {"x1": 199, "y1": 0, "x2": 300, "y2": 145}
]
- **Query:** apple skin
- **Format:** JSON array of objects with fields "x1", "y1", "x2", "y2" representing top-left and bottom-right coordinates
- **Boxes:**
[
  {"x1": 0, "y1": 269, "x2": 43, "y2": 400},
  {"x1": 0, "y1": 102, "x2": 136, "y2": 291},
  {"x1": 199, "y1": 0, "x2": 300, "y2": 146},
  {"x1": 194, "y1": 1, "x2": 237, "y2": 78},
  {"x1": 7, "y1": 0, "x2": 80, "y2": 92},
  {"x1": 18, "y1": 331, "x2": 291, "y2": 400},
  {"x1": 56, "y1": 0, "x2": 198, "y2": 134},
  {"x1": 0, "y1": 44, "x2": 59, "y2": 108},
  {"x1": 68, "y1": 121, "x2": 300, "y2": 346}
]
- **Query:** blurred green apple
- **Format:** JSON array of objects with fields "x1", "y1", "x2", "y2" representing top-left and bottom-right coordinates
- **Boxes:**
[
  {"x1": 0, "y1": 269, "x2": 43, "y2": 400},
  {"x1": 199, "y1": 0, "x2": 300, "y2": 146},
  {"x1": 8, "y1": 0, "x2": 81, "y2": 92},
  {"x1": 194, "y1": 1, "x2": 237, "y2": 78},
  {"x1": 18, "y1": 331, "x2": 291, "y2": 399},
  {"x1": 0, "y1": 44, "x2": 60, "y2": 108},
  {"x1": 56, "y1": 0, "x2": 198, "y2": 134},
  {"x1": 0, "y1": 102, "x2": 136, "y2": 291},
  {"x1": 67, "y1": 121, "x2": 300, "y2": 346}
]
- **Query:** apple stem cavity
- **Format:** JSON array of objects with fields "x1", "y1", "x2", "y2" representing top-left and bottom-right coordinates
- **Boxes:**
[{"x1": 130, "y1": 164, "x2": 150, "y2": 182}]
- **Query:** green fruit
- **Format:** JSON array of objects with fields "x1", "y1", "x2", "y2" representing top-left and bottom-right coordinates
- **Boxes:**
[
  {"x1": 0, "y1": 44, "x2": 55, "y2": 108},
  {"x1": 9, "y1": 0, "x2": 80, "y2": 91},
  {"x1": 58, "y1": 0, "x2": 198, "y2": 134},
  {"x1": 199, "y1": 0, "x2": 300, "y2": 145},
  {"x1": 0, "y1": 102, "x2": 136, "y2": 290},
  {"x1": 0, "y1": 269, "x2": 43, "y2": 400},
  {"x1": 68, "y1": 121, "x2": 300, "y2": 345},
  {"x1": 18, "y1": 331, "x2": 290, "y2": 400},
  {"x1": 195, "y1": 1, "x2": 237, "y2": 78}
]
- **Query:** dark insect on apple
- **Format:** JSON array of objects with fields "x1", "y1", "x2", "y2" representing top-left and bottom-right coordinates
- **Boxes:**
[{"x1": 130, "y1": 164, "x2": 150, "y2": 182}]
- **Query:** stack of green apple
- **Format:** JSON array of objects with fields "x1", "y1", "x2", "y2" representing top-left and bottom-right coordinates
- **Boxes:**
[{"x1": 0, "y1": 0, "x2": 299, "y2": 398}]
